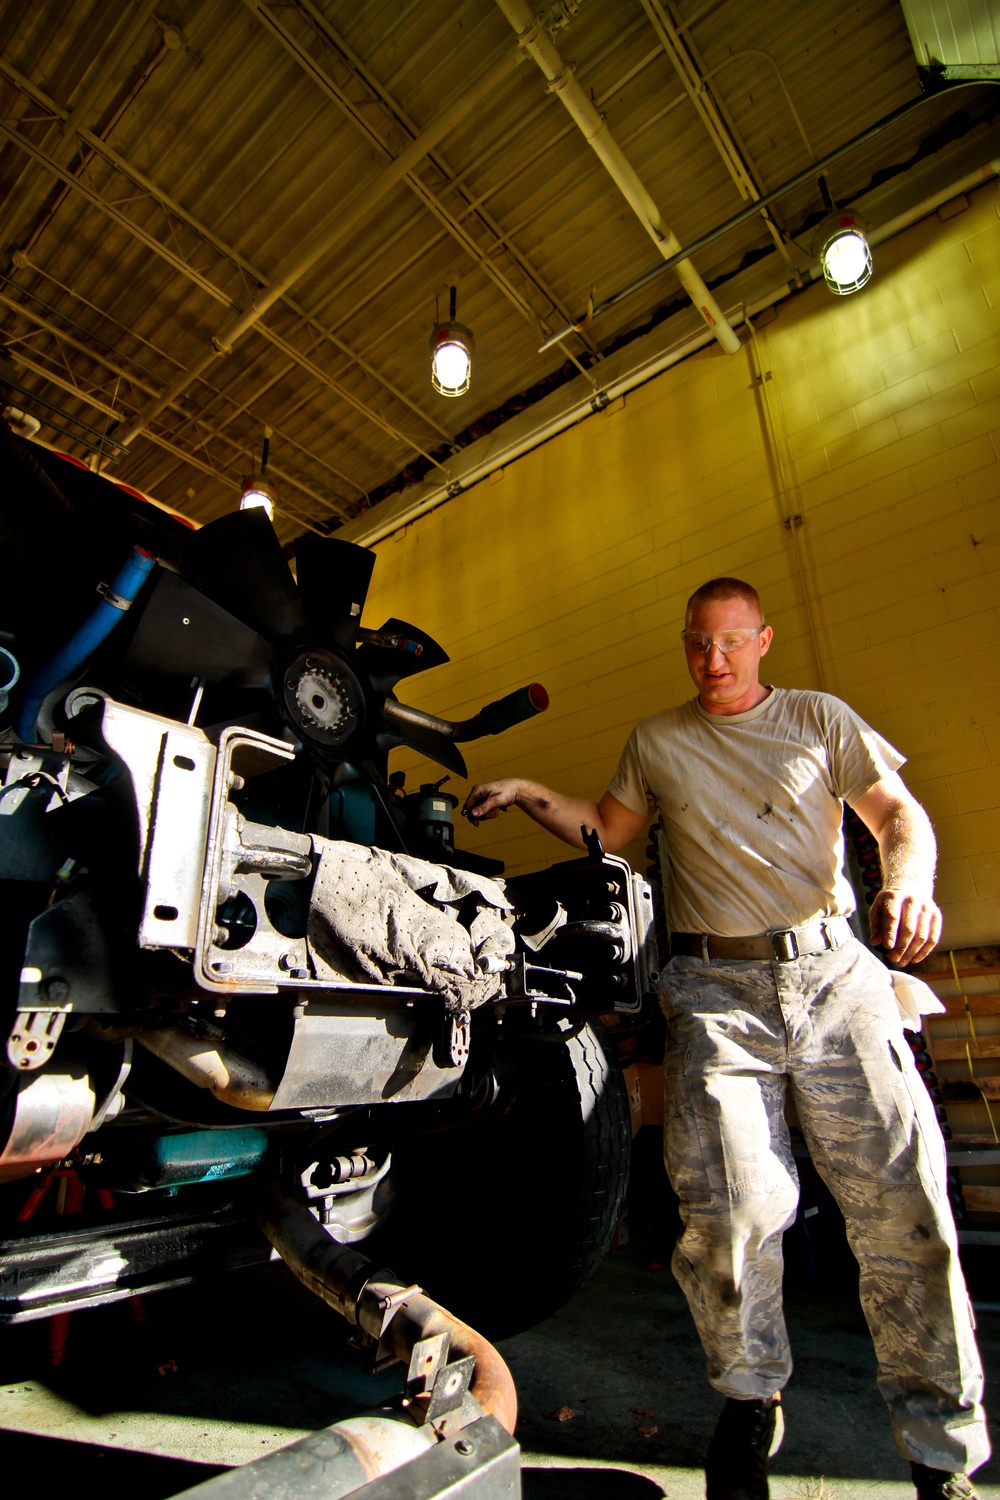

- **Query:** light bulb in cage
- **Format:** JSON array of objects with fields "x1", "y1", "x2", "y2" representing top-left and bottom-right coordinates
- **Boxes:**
[
  {"x1": 430, "y1": 282, "x2": 474, "y2": 397},
  {"x1": 816, "y1": 211, "x2": 872, "y2": 296},
  {"x1": 239, "y1": 427, "x2": 276, "y2": 519},
  {"x1": 240, "y1": 475, "x2": 276, "y2": 519}
]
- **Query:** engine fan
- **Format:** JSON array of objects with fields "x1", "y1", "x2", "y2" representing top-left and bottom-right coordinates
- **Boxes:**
[{"x1": 122, "y1": 508, "x2": 468, "y2": 778}]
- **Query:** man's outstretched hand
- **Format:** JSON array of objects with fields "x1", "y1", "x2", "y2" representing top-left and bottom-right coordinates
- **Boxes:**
[
  {"x1": 868, "y1": 885, "x2": 942, "y2": 967},
  {"x1": 463, "y1": 779, "x2": 521, "y2": 823}
]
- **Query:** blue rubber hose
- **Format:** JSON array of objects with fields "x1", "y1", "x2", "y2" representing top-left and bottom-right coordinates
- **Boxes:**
[{"x1": 15, "y1": 545, "x2": 157, "y2": 741}]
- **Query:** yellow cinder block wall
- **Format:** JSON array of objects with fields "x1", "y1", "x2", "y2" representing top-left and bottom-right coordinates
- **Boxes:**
[{"x1": 365, "y1": 178, "x2": 1000, "y2": 949}]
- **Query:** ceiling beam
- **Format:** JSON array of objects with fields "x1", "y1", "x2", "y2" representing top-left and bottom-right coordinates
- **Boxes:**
[
  {"x1": 4, "y1": 259, "x2": 367, "y2": 506},
  {"x1": 0, "y1": 63, "x2": 452, "y2": 468},
  {"x1": 495, "y1": 0, "x2": 741, "y2": 354},
  {"x1": 639, "y1": 0, "x2": 792, "y2": 264},
  {"x1": 280, "y1": 0, "x2": 600, "y2": 359},
  {"x1": 113, "y1": 40, "x2": 526, "y2": 448},
  {"x1": 0, "y1": 295, "x2": 351, "y2": 523},
  {"x1": 0, "y1": 1, "x2": 161, "y2": 254},
  {"x1": 0, "y1": 55, "x2": 451, "y2": 448}
]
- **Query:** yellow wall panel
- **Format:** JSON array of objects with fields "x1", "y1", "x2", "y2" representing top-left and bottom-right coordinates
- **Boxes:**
[
  {"x1": 905, "y1": 776, "x2": 958, "y2": 821},
  {"x1": 934, "y1": 856, "x2": 978, "y2": 904},
  {"x1": 365, "y1": 180, "x2": 1000, "y2": 948},
  {"x1": 926, "y1": 335, "x2": 1000, "y2": 394},
  {"x1": 896, "y1": 382, "x2": 978, "y2": 437}
]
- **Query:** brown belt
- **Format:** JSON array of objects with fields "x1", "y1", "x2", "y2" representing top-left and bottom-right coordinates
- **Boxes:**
[{"x1": 670, "y1": 917, "x2": 852, "y2": 964}]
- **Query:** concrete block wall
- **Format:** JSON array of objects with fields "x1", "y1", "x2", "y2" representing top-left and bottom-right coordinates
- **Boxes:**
[{"x1": 364, "y1": 176, "x2": 1000, "y2": 950}]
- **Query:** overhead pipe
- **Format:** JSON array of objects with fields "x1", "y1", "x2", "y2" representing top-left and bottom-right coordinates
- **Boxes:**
[
  {"x1": 241, "y1": 0, "x2": 596, "y2": 363},
  {"x1": 494, "y1": 0, "x2": 741, "y2": 355},
  {"x1": 639, "y1": 0, "x2": 790, "y2": 264},
  {"x1": 256, "y1": 1177, "x2": 518, "y2": 1435},
  {"x1": 117, "y1": 42, "x2": 526, "y2": 447},
  {"x1": 340, "y1": 155, "x2": 1000, "y2": 549},
  {"x1": 536, "y1": 89, "x2": 978, "y2": 350}
]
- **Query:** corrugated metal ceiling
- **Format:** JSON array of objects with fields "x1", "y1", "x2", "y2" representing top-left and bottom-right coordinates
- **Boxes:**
[{"x1": 0, "y1": 0, "x2": 996, "y2": 538}]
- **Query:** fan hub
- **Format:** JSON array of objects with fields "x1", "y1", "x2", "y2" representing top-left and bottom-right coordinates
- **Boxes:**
[{"x1": 283, "y1": 652, "x2": 362, "y2": 748}]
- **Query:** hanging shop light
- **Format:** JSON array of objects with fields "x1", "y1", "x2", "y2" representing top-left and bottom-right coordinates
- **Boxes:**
[
  {"x1": 240, "y1": 475, "x2": 276, "y2": 518},
  {"x1": 430, "y1": 282, "x2": 474, "y2": 397},
  {"x1": 239, "y1": 425, "x2": 276, "y2": 518},
  {"x1": 817, "y1": 211, "x2": 872, "y2": 295}
]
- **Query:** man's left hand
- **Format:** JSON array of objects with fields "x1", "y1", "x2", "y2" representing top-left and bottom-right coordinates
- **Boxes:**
[{"x1": 868, "y1": 885, "x2": 942, "y2": 966}]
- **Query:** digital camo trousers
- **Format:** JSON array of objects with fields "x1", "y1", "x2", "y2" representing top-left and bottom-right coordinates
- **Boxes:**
[{"x1": 660, "y1": 938, "x2": 990, "y2": 1473}]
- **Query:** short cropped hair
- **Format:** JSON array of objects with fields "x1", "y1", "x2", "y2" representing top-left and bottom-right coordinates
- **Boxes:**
[{"x1": 686, "y1": 577, "x2": 764, "y2": 625}]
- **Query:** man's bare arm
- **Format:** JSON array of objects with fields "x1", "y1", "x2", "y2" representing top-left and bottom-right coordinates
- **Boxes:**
[
  {"x1": 462, "y1": 779, "x2": 648, "y2": 854},
  {"x1": 852, "y1": 771, "x2": 942, "y2": 967}
]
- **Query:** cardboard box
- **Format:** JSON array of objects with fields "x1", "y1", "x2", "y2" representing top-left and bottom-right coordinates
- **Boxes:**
[{"x1": 622, "y1": 1062, "x2": 664, "y2": 1136}]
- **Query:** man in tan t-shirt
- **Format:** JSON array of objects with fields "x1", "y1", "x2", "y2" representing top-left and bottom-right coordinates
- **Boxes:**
[{"x1": 464, "y1": 576, "x2": 987, "y2": 1500}]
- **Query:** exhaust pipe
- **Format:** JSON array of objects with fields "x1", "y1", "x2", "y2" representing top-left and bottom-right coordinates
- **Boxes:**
[
  {"x1": 136, "y1": 1027, "x2": 276, "y2": 1111},
  {"x1": 256, "y1": 1176, "x2": 518, "y2": 1436}
]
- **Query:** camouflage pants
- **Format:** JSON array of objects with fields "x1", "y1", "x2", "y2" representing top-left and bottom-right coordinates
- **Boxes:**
[{"x1": 661, "y1": 937, "x2": 990, "y2": 1473}]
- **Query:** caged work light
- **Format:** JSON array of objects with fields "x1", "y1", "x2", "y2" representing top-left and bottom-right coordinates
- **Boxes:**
[
  {"x1": 815, "y1": 209, "x2": 872, "y2": 296},
  {"x1": 239, "y1": 426, "x2": 276, "y2": 519},
  {"x1": 430, "y1": 282, "x2": 474, "y2": 397},
  {"x1": 240, "y1": 475, "x2": 277, "y2": 519}
]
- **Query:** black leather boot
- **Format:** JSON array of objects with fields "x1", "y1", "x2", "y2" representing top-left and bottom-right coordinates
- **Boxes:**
[
  {"x1": 704, "y1": 1393, "x2": 783, "y2": 1500},
  {"x1": 911, "y1": 1463, "x2": 980, "y2": 1499}
]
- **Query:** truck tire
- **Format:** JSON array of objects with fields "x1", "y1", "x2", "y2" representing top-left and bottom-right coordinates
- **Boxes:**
[{"x1": 369, "y1": 1018, "x2": 631, "y2": 1341}]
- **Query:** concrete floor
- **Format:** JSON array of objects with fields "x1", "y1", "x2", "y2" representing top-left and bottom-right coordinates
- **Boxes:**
[{"x1": 1, "y1": 1237, "x2": 998, "y2": 1500}]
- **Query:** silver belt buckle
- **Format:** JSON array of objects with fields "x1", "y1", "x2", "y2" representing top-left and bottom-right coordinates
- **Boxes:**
[{"x1": 771, "y1": 928, "x2": 799, "y2": 963}]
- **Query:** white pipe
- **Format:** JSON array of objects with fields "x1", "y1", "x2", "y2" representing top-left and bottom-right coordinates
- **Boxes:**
[
  {"x1": 494, "y1": 0, "x2": 741, "y2": 355},
  {"x1": 864, "y1": 157, "x2": 1000, "y2": 252},
  {"x1": 117, "y1": 43, "x2": 525, "y2": 447},
  {"x1": 338, "y1": 159, "x2": 1000, "y2": 549}
]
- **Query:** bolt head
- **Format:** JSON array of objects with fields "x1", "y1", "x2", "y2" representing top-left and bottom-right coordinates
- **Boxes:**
[
  {"x1": 41, "y1": 976, "x2": 69, "y2": 1003},
  {"x1": 455, "y1": 1439, "x2": 474, "y2": 1456}
]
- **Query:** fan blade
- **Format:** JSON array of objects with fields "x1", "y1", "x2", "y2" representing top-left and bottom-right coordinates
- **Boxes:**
[
  {"x1": 295, "y1": 536, "x2": 375, "y2": 648},
  {"x1": 376, "y1": 727, "x2": 467, "y2": 780},
  {"x1": 181, "y1": 509, "x2": 304, "y2": 643},
  {"x1": 124, "y1": 571, "x2": 273, "y2": 686},
  {"x1": 357, "y1": 618, "x2": 450, "y2": 694}
]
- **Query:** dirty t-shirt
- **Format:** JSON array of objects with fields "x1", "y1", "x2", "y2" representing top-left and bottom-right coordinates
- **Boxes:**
[{"x1": 607, "y1": 687, "x2": 904, "y2": 936}]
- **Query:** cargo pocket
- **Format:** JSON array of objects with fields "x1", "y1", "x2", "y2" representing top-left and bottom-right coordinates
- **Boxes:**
[
  {"x1": 884, "y1": 1035, "x2": 949, "y2": 1200},
  {"x1": 663, "y1": 1069, "x2": 713, "y2": 1206}
]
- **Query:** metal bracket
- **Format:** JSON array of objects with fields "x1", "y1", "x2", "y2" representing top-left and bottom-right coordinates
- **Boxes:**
[
  {"x1": 424, "y1": 1355, "x2": 477, "y2": 1423},
  {"x1": 503, "y1": 952, "x2": 580, "y2": 1002},
  {"x1": 407, "y1": 1331, "x2": 450, "y2": 1392},
  {"x1": 434, "y1": 1009, "x2": 471, "y2": 1069},
  {"x1": 403, "y1": 1333, "x2": 476, "y2": 1425},
  {"x1": 194, "y1": 725, "x2": 302, "y2": 993},
  {"x1": 580, "y1": 825, "x2": 606, "y2": 861},
  {"x1": 372, "y1": 1290, "x2": 422, "y2": 1372},
  {"x1": 6, "y1": 1008, "x2": 68, "y2": 1071}
]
